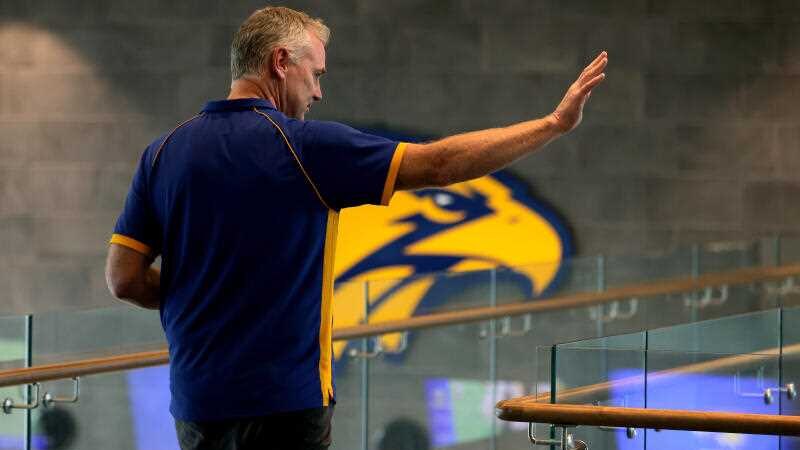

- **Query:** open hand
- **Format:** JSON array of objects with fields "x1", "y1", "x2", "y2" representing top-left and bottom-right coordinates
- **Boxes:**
[{"x1": 551, "y1": 51, "x2": 608, "y2": 133}]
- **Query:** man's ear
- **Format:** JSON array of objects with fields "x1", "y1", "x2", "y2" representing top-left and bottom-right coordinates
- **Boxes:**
[{"x1": 269, "y1": 47, "x2": 291, "y2": 80}]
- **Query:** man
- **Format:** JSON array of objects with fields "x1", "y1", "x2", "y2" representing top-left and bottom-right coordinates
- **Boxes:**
[{"x1": 105, "y1": 6, "x2": 606, "y2": 450}]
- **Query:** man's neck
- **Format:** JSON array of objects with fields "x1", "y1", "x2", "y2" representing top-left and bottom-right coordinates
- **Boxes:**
[{"x1": 228, "y1": 77, "x2": 279, "y2": 108}]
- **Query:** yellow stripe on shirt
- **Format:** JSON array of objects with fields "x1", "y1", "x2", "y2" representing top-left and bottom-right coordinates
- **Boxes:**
[
  {"x1": 381, "y1": 142, "x2": 408, "y2": 206},
  {"x1": 109, "y1": 233, "x2": 152, "y2": 256},
  {"x1": 319, "y1": 210, "x2": 339, "y2": 404}
]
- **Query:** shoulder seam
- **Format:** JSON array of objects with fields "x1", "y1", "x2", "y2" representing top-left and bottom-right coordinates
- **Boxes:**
[
  {"x1": 253, "y1": 107, "x2": 332, "y2": 210},
  {"x1": 151, "y1": 112, "x2": 205, "y2": 168}
]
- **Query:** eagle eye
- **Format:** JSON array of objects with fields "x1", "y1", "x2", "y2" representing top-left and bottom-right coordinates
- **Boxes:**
[{"x1": 433, "y1": 193, "x2": 454, "y2": 207}]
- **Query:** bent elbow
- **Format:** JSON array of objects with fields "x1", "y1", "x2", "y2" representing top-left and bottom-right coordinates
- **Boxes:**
[
  {"x1": 108, "y1": 278, "x2": 135, "y2": 300},
  {"x1": 106, "y1": 268, "x2": 137, "y2": 300}
]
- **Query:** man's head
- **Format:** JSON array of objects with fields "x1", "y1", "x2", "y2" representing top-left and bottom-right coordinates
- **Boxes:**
[{"x1": 230, "y1": 6, "x2": 330, "y2": 120}]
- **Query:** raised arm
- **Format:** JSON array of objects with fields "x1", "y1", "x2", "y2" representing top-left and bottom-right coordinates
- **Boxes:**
[
  {"x1": 396, "y1": 51, "x2": 608, "y2": 190},
  {"x1": 105, "y1": 244, "x2": 161, "y2": 310}
]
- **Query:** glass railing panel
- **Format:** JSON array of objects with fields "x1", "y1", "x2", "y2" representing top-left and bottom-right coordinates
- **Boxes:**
[
  {"x1": 646, "y1": 309, "x2": 780, "y2": 355},
  {"x1": 0, "y1": 315, "x2": 30, "y2": 450},
  {"x1": 31, "y1": 305, "x2": 164, "y2": 365},
  {"x1": 366, "y1": 271, "x2": 493, "y2": 450},
  {"x1": 604, "y1": 247, "x2": 693, "y2": 289},
  {"x1": 28, "y1": 367, "x2": 178, "y2": 450},
  {"x1": 779, "y1": 236, "x2": 800, "y2": 264},
  {"x1": 644, "y1": 309, "x2": 781, "y2": 448},
  {"x1": 644, "y1": 349, "x2": 779, "y2": 449},
  {"x1": 551, "y1": 345, "x2": 646, "y2": 450},
  {"x1": 773, "y1": 238, "x2": 800, "y2": 310},
  {"x1": 493, "y1": 258, "x2": 588, "y2": 450},
  {"x1": 330, "y1": 354, "x2": 366, "y2": 450},
  {"x1": 367, "y1": 321, "x2": 493, "y2": 450},
  {"x1": 330, "y1": 278, "x2": 367, "y2": 450},
  {"x1": 0, "y1": 315, "x2": 28, "y2": 369},
  {"x1": 690, "y1": 239, "x2": 782, "y2": 322},
  {"x1": 779, "y1": 305, "x2": 800, "y2": 450},
  {"x1": 698, "y1": 240, "x2": 765, "y2": 273},
  {"x1": 414, "y1": 267, "x2": 495, "y2": 314},
  {"x1": 557, "y1": 331, "x2": 646, "y2": 351},
  {"x1": 495, "y1": 257, "x2": 601, "y2": 346}
]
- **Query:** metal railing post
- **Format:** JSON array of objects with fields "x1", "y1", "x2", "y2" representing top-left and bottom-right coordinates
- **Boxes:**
[
  {"x1": 690, "y1": 244, "x2": 700, "y2": 324},
  {"x1": 489, "y1": 268, "x2": 497, "y2": 450},
  {"x1": 24, "y1": 314, "x2": 32, "y2": 450},
  {"x1": 595, "y1": 255, "x2": 606, "y2": 338}
]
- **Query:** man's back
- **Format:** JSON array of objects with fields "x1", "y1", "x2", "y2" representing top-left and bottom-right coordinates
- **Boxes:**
[{"x1": 112, "y1": 98, "x2": 403, "y2": 420}]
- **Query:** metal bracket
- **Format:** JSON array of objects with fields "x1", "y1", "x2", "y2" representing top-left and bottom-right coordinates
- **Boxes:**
[
  {"x1": 765, "y1": 277, "x2": 800, "y2": 297},
  {"x1": 764, "y1": 383, "x2": 797, "y2": 405},
  {"x1": 43, "y1": 377, "x2": 80, "y2": 408},
  {"x1": 479, "y1": 316, "x2": 532, "y2": 339},
  {"x1": 2, "y1": 383, "x2": 40, "y2": 414},
  {"x1": 380, "y1": 332, "x2": 409, "y2": 355},
  {"x1": 684, "y1": 285, "x2": 729, "y2": 309},
  {"x1": 589, "y1": 299, "x2": 639, "y2": 323},
  {"x1": 348, "y1": 337, "x2": 383, "y2": 359},
  {"x1": 598, "y1": 425, "x2": 637, "y2": 439},
  {"x1": 500, "y1": 314, "x2": 532, "y2": 337},
  {"x1": 347, "y1": 332, "x2": 409, "y2": 358},
  {"x1": 591, "y1": 400, "x2": 636, "y2": 438},
  {"x1": 528, "y1": 423, "x2": 587, "y2": 449},
  {"x1": 732, "y1": 368, "x2": 790, "y2": 405},
  {"x1": 478, "y1": 322, "x2": 490, "y2": 339}
]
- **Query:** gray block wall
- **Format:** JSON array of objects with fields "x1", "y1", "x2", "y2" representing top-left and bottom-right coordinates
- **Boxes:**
[{"x1": 0, "y1": 0, "x2": 799, "y2": 314}]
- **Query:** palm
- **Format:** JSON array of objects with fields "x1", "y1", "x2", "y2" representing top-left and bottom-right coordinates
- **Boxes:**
[{"x1": 552, "y1": 51, "x2": 608, "y2": 133}]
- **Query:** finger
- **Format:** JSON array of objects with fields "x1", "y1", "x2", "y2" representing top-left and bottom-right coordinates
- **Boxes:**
[
  {"x1": 580, "y1": 56, "x2": 608, "y2": 83},
  {"x1": 589, "y1": 51, "x2": 607, "y2": 68},
  {"x1": 580, "y1": 73, "x2": 606, "y2": 95},
  {"x1": 580, "y1": 51, "x2": 607, "y2": 76},
  {"x1": 584, "y1": 52, "x2": 608, "y2": 77},
  {"x1": 578, "y1": 53, "x2": 602, "y2": 78}
]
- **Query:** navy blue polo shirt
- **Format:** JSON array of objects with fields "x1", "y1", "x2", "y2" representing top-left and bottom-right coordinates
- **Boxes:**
[{"x1": 110, "y1": 98, "x2": 406, "y2": 421}]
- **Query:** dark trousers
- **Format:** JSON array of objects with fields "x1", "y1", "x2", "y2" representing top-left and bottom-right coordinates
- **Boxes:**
[{"x1": 175, "y1": 406, "x2": 334, "y2": 450}]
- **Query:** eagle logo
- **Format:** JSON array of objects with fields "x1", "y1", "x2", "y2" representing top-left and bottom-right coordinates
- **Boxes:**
[{"x1": 332, "y1": 161, "x2": 572, "y2": 361}]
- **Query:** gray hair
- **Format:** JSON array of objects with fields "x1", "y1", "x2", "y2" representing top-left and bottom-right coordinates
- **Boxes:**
[{"x1": 230, "y1": 6, "x2": 330, "y2": 81}]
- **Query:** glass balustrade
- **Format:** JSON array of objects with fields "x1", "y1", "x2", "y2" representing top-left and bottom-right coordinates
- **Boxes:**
[
  {"x1": 545, "y1": 306, "x2": 800, "y2": 450},
  {"x1": 0, "y1": 236, "x2": 797, "y2": 450},
  {"x1": 0, "y1": 316, "x2": 30, "y2": 450}
]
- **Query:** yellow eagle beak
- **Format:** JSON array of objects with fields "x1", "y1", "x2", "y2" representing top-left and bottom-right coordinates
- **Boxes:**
[{"x1": 332, "y1": 175, "x2": 567, "y2": 359}]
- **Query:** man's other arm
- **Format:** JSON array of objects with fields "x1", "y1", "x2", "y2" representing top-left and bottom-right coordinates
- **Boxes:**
[
  {"x1": 105, "y1": 244, "x2": 161, "y2": 310},
  {"x1": 396, "y1": 51, "x2": 607, "y2": 190}
]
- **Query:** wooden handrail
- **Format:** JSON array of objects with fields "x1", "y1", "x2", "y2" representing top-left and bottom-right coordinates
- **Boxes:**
[
  {"x1": 333, "y1": 263, "x2": 800, "y2": 339},
  {"x1": 0, "y1": 350, "x2": 169, "y2": 388},
  {"x1": 495, "y1": 401, "x2": 800, "y2": 436},
  {"x1": 0, "y1": 263, "x2": 797, "y2": 388}
]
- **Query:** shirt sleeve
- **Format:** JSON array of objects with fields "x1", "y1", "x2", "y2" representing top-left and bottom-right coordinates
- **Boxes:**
[
  {"x1": 110, "y1": 149, "x2": 162, "y2": 257},
  {"x1": 298, "y1": 120, "x2": 407, "y2": 210}
]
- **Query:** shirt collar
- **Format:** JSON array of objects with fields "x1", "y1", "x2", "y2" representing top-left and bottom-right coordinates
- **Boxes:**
[{"x1": 202, "y1": 98, "x2": 276, "y2": 112}]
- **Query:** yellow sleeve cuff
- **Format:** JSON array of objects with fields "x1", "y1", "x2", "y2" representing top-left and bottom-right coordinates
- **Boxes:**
[
  {"x1": 109, "y1": 234, "x2": 152, "y2": 256},
  {"x1": 381, "y1": 142, "x2": 408, "y2": 206}
]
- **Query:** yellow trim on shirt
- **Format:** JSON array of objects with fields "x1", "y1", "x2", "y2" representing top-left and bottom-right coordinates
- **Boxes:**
[
  {"x1": 109, "y1": 234, "x2": 152, "y2": 256},
  {"x1": 253, "y1": 108, "x2": 332, "y2": 210},
  {"x1": 381, "y1": 142, "x2": 408, "y2": 206},
  {"x1": 319, "y1": 210, "x2": 339, "y2": 405}
]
